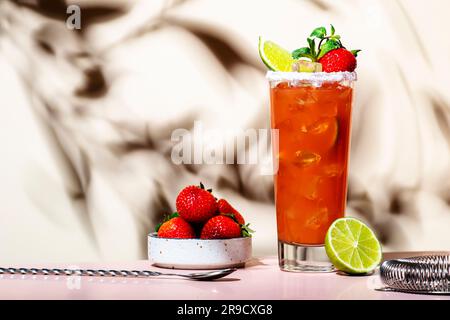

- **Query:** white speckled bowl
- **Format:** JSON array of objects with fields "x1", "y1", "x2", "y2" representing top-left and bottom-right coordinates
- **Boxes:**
[{"x1": 148, "y1": 233, "x2": 252, "y2": 269}]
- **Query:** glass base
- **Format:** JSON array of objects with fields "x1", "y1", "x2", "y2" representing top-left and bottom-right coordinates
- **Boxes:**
[{"x1": 278, "y1": 241, "x2": 335, "y2": 273}]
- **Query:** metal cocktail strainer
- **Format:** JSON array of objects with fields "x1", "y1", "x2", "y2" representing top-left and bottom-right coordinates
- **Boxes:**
[{"x1": 379, "y1": 254, "x2": 450, "y2": 295}]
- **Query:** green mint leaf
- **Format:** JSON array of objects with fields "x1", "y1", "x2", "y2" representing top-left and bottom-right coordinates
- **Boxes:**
[
  {"x1": 307, "y1": 37, "x2": 315, "y2": 49},
  {"x1": 307, "y1": 38, "x2": 317, "y2": 60},
  {"x1": 310, "y1": 26, "x2": 327, "y2": 39},
  {"x1": 331, "y1": 24, "x2": 336, "y2": 35},
  {"x1": 318, "y1": 39, "x2": 341, "y2": 59},
  {"x1": 292, "y1": 47, "x2": 311, "y2": 59},
  {"x1": 351, "y1": 49, "x2": 362, "y2": 57}
]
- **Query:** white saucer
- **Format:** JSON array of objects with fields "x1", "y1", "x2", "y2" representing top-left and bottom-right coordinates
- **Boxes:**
[{"x1": 148, "y1": 233, "x2": 252, "y2": 270}]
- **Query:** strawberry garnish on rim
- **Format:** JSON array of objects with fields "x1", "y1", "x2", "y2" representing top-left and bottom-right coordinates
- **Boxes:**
[
  {"x1": 292, "y1": 25, "x2": 360, "y2": 73},
  {"x1": 319, "y1": 48, "x2": 357, "y2": 73}
]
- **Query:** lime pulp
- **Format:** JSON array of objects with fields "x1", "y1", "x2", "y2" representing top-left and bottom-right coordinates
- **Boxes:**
[{"x1": 325, "y1": 217, "x2": 382, "y2": 274}]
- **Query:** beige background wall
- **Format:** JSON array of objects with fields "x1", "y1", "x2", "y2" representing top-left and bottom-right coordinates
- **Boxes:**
[{"x1": 0, "y1": 0, "x2": 449, "y2": 263}]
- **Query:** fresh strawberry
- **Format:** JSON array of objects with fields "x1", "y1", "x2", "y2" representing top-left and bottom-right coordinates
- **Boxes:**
[
  {"x1": 291, "y1": 25, "x2": 360, "y2": 73},
  {"x1": 200, "y1": 215, "x2": 242, "y2": 239},
  {"x1": 217, "y1": 199, "x2": 245, "y2": 225},
  {"x1": 157, "y1": 216, "x2": 195, "y2": 239},
  {"x1": 176, "y1": 184, "x2": 218, "y2": 224},
  {"x1": 319, "y1": 48, "x2": 357, "y2": 72}
]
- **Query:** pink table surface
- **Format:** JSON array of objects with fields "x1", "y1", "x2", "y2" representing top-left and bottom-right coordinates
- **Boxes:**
[{"x1": 0, "y1": 253, "x2": 449, "y2": 300}]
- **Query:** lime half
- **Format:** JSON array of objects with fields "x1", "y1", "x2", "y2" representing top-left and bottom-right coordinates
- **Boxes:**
[
  {"x1": 325, "y1": 217, "x2": 382, "y2": 274},
  {"x1": 258, "y1": 37, "x2": 295, "y2": 72}
]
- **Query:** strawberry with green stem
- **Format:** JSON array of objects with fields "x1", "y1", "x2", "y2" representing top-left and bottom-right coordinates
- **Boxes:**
[
  {"x1": 200, "y1": 214, "x2": 254, "y2": 239},
  {"x1": 217, "y1": 199, "x2": 246, "y2": 225},
  {"x1": 156, "y1": 213, "x2": 196, "y2": 239},
  {"x1": 292, "y1": 25, "x2": 361, "y2": 72},
  {"x1": 176, "y1": 183, "x2": 218, "y2": 224}
]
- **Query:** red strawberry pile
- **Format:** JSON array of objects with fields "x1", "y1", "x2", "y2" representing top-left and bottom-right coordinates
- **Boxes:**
[
  {"x1": 155, "y1": 183, "x2": 253, "y2": 240},
  {"x1": 292, "y1": 25, "x2": 361, "y2": 73}
]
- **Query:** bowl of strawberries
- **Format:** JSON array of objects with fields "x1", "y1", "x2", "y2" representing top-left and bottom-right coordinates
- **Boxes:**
[{"x1": 148, "y1": 183, "x2": 253, "y2": 269}]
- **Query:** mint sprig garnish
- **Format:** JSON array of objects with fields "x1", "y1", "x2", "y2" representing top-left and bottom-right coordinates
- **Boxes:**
[
  {"x1": 292, "y1": 25, "x2": 361, "y2": 62},
  {"x1": 292, "y1": 47, "x2": 313, "y2": 60},
  {"x1": 310, "y1": 26, "x2": 327, "y2": 39}
]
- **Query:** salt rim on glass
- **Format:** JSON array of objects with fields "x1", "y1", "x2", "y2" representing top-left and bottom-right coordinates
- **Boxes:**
[{"x1": 266, "y1": 71, "x2": 357, "y2": 87}]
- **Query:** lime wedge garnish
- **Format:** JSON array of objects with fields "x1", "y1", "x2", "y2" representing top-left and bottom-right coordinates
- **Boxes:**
[
  {"x1": 258, "y1": 37, "x2": 295, "y2": 72},
  {"x1": 325, "y1": 217, "x2": 382, "y2": 274}
]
